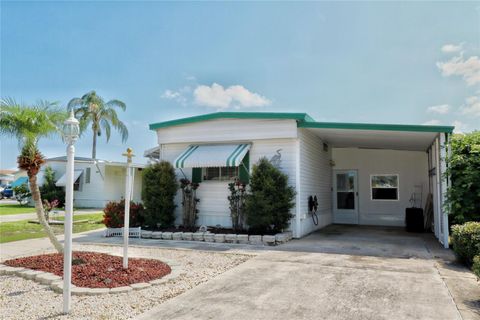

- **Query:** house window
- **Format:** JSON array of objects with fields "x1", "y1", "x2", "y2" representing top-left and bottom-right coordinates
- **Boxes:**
[
  {"x1": 371, "y1": 174, "x2": 399, "y2": 200},
  {"x1": 73, "y1": 176, "x2": 81, "y2": 191},
  {"x1": 203, "y1": 167, "x2": 238, "y2": 181},
  {"x1": 85, "y1": 168, "x2": 91, "y2": 184}
]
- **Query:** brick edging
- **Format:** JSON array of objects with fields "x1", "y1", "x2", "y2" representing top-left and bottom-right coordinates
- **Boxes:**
[
  {"x1": 0, "y1": 259, "x2": 181, "y2": 296},
  {"x1": 134, "y1": 230, "x2": 294, "y2": 245}
]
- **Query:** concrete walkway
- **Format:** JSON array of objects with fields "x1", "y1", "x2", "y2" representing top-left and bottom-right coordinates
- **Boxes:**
[{"x1": 0, "y1": 208, "x2": 102, "y2": 223}]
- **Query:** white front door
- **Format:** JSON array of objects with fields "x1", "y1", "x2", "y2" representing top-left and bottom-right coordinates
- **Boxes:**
[{"x1": 333, "y1": 170, "x2": 359, "y2": 224}]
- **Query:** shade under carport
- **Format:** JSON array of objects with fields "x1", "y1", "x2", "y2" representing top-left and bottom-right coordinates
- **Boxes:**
[
  {"x1": 55, "y1": 170, "x2": 83, "y2": 187},
  {"x1": 174, "y1": 144, "x2": 250, "y2": 168}
]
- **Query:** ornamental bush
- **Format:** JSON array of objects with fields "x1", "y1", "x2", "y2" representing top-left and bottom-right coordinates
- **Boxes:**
[
  {"x1": 450, "y1": 222, "x2": 480, "y2": 266},
  {"x1": 40, "y1": 166, "x2": 65, "y2": 208},
  {"x1": 245, "y1": 157, "x2": 295, "y2": 234},
  {"x1": 473, "y1": 256, "x2": 480, "y2": 279},
  {"x1": 102, "y1": 199, "x2": 144, "y2": 228},
  {"x1": 445, "y1": 131, "x2": 480, "y2": 224},
  {"x1": 141, "y1": 161, "x2": 178, "y2": 228}
]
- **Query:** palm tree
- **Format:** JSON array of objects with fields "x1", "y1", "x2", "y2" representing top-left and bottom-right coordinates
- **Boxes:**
[
  {"x1": 67, "y1": 91, "x2": 128, "y2": 159},
  {"x1": 0, "y1": 98, "x2": 66, "y2": 253}
]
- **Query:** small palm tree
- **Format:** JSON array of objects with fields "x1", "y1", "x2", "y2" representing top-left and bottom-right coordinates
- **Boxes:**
[
  {"x1": 0, "y1": 98, "x2": 66, "y2": 253},
  {"x1": 67, "y1": 91, "x2": 128, "y2": 159}
]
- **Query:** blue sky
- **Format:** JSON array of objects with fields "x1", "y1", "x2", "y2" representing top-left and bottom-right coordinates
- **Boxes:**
[{"x1": 1, "y1": 1, "x2": 479, "y2": 169}]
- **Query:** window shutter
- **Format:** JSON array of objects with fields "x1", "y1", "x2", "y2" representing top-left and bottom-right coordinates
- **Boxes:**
[
  {"x1": 239, "y1": 151, "x2": 250, "y2": 184},
  {"x1": 192, "y1": 168, "x2": 202, "y2": 183}
]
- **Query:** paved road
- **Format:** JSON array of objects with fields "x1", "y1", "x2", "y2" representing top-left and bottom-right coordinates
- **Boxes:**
[{"x1": 0, "y1": 208, "x2": 102, "y2": 223}]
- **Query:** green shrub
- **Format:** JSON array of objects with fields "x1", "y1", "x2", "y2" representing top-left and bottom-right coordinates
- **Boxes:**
[
  {"x1": 141, "y1": 161, "x2": 178, "y2": 228},
  {"x1": 451, "y1": 222, "x2": 480, "y2": 265},
  {"x1": 245, "y1": 157, "x2": 295, "y2": 234},
  {"x1": 473, "y1": 256, "x2": 480, "y2": 279},
  {"x1": 445, "y1": 131, "x2": 480, "y2": 224},
  {"x1": 40, "y1": 166, "x2": 65, "y2": 207},
  {"x1": 102, "y1": 199, "x2": 144, "y2": 228}
]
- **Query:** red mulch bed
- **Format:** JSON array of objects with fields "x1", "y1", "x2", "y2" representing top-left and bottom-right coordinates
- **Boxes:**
[{"x1": 4, "y1": 251, "x2": 171, "y2": 288}]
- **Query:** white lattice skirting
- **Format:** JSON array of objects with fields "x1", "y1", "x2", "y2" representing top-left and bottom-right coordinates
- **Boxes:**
[{"x1": 104, "y1": 227, "x2": 142, "y2": 238}]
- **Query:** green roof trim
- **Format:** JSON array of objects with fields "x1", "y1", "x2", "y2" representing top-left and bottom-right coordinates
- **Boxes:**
[
  {"x1": 149, "y1": 111, "x2": 454, "y2": 133},
  {"x1": 149, "y1": 112, "x2": 312, "y2": 130},
  {"x1": 298, "y1": 121, "x2": 454, "y2": 133}
]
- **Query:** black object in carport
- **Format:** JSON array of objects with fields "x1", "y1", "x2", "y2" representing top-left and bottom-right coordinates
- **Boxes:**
[{"x1": 405, "y1": 207, "x2": 424, "y2": 232}]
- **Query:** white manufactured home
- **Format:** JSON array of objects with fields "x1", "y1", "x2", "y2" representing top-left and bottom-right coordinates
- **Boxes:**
[
  {"x1": 145, "y1": 112, "x2": 454, "y2": 248},
  {"x1": 39, "y1": 156, "x2": 145, "y2": 208}
]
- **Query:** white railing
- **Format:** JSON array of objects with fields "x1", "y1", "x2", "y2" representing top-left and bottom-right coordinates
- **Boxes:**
[{"x1": 104, "y1": 227, "x2": 141, "y2": 238}]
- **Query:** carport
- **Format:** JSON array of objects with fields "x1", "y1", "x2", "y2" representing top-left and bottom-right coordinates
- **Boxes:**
[{"x1": 300, "y1": 121, "x2": 454, "y2": 248}]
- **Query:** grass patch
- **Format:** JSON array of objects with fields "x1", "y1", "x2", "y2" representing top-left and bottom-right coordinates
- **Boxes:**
[
  {"x1": 0, "y1": 203, "x2": 37, "y2": 215},
  {"x1": 0, "y1": 213, "x2": 104, "y2": 243}
]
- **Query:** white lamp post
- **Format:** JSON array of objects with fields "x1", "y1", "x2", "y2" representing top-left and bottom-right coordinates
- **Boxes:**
[
  {"x1": 122, "y1": 148, "x2": 134, "y2": 269},
  {"x1": 62, "y1": 110, "x2": 79, "y2": 314}
]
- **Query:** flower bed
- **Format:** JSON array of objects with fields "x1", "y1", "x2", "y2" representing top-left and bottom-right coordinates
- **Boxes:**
[{"x1": 3, "y1": 251, "x2": 171, "y2": 288}]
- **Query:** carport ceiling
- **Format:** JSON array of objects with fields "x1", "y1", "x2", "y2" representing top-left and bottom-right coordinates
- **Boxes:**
[{"x1": 305, "y1": 128, "x2": 441, "y2": 151}]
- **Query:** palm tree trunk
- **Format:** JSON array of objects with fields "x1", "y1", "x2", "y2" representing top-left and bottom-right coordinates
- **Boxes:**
[
  {"x1": 28, "y1": 174, "x2": 64, "y2": 253},
  {"x1": 92, "y1": 128, "x2": 97, "y2": 159}
]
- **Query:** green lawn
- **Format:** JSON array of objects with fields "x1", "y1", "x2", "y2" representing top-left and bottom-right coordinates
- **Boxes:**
[
  {"x1": 0, "y1": 203, "x2": 37, "y2": 215},
  {"x1": 0, "y1": 213, "x2": 105, "y2": 243}
]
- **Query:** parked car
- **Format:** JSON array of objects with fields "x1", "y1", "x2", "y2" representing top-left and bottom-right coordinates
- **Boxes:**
[{"x1": 0, "y1": 187, "x2": 14, "y2": 199}]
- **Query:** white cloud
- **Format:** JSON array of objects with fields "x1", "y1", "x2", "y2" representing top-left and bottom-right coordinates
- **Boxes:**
[
  {"x1": 441, "y1": 43, "x2": 463, "y2": 53},
  {"x1": 161, "y1": 89, "x2": 181, "y2": 100},
  {"x1": 427, "y1": 104, "x2": 450, "y2": 114},
  {"x1": 193, "y1": 83, "x2": 271, "y2": 109},
  {"x1": 437, "y1": 55, "x2": 480, "y2": 86},
  {"x1": 460, "y1": 95, "x2": 480, "y2": 117},
  {"x1": 161, "y1": 87, "x2": 191, "y2": 106},
  {"x1": 452, "y1": 120, "x2": 469, "y2": 134},
  {"x1": 423, "y1": 119, "x2": 441, "y2": 125}
]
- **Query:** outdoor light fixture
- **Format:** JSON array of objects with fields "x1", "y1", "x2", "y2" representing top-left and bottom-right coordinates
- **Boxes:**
[{"x1": 62, "y1": 109, "x2": 79, "y2": 314}]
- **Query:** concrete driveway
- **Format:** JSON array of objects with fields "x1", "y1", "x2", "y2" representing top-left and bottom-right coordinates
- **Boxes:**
[{"x1": 137, "y1": 225, "x2": 480, "y2": 320}]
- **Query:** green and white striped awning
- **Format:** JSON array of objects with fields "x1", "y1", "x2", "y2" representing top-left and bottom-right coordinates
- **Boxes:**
[{"x1": 174, "y1": 144, "x2": 250, "y2": 169}]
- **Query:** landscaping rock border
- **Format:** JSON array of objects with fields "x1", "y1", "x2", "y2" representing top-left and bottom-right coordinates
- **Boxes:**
[
  {"x1": 139, "y1": 229, "x2": 293, "y2": 246},
  {"x1": 0, "y1": 258, "x2": 181, "y2": 296}
]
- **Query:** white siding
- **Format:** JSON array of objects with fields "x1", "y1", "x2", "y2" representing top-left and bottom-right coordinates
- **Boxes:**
[
  {"x1": 40, "y1": 161, "x2": 143, "y2": 208},
  {"x1": 156, "y1": 119, "x2": 298, "y2": 145},
  {"x1": 332, "y1": 148, "x2": 428, "y2": 226},
  {"x1": 298, "y1": 129, "x2": 333, "y2": 236},
  {"x1": 159, "y1": 138, "x2": 298, "y2": 229}
]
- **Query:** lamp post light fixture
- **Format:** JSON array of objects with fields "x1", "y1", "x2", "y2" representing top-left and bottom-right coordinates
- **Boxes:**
[
  {"x1": 62, "y1": 110, "x2": 79, "y2": 314},
  {"x1": 122, "y1": 148, "x2": 135, "y2": 269}
]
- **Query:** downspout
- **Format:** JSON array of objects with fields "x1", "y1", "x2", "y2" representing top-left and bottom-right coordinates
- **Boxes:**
[
  {"x1": 295, "y1": 138, "x2": 302, "y2": 238},
  {"x1": 441, "y1": 132, "x2": 450, "y2": 248}
]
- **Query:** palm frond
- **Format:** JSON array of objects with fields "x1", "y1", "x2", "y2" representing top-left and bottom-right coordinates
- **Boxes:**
[{"x1": 105, "y1": 99, "x2": 126, "y2": 111}]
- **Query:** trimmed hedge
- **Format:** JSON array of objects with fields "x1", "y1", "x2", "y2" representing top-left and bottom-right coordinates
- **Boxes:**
[
  {"x1": 451, "y1": 221, "x2": 480, "y2": 266},
  {"x1": 245, "y1": 157, "x2": 295, "y2": 234},
  {"x1": 141, "y1": 161, "x2": 178, "y2": 228}
]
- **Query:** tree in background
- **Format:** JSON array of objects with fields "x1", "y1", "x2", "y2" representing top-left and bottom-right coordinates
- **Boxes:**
[
  {"x1": 244, "y1": 157, "x2": 295, "y2": 234},
  {"x1": 446, "y1": 131, "x2": 480, "y2": 224},
  {"x1": 142, "y1": 161, "x2": 178, "y2": 229},
  {"x1": 0, "y1": 98, "x2": 65, "y2": 252},
  {"x1": 40, "y1": 166, "x2": 65, "y2": 208},
  {"x1": 67, "y1": 91, "x2": 128, "y2": 159}
]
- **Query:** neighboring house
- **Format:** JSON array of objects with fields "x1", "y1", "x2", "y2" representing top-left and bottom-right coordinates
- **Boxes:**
[
  {"x1": 0, "y1": 169, "x2": 15, "y2": 186},
  {"x1": 38, "y1": 156, "x2": 145, "y2": 208},
  {"x1": 145, "y1": 112, "x2": 453, "y2": 248}
]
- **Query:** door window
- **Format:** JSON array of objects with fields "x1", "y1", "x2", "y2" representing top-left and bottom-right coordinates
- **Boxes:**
[{"x1": 336, "y1": 172, "x2": 355, "y2": 209}]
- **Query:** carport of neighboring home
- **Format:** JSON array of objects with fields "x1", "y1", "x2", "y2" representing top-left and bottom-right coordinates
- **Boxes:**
[{"x1": 145, "y1": 112, "x2": 453, "y2": 247}]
